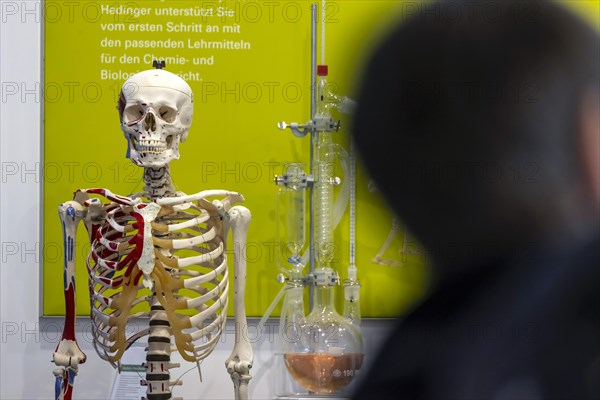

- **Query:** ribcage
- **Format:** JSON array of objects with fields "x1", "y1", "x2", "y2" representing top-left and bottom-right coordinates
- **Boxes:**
[{"x1": 87, "y1": 199, "x2": 229, "y2": 364}]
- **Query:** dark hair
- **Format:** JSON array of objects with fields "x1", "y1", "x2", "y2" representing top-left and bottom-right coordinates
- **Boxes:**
[{"x1": 353, "y1": 1, "x2": 599, "y2": 270}]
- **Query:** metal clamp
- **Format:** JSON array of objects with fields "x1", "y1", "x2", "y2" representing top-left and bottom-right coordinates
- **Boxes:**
[
  {"x1": 278, "y1": 116, "x2": 341, "y2": 138},
  {"x1": 274, "y1": 173, "x2": 314, "y2": 188},
  {"x1": 313, "y1": 116, "x2": 341, "y2": 132},
  {"x1": 278, "y1": 121, "x2": 314, "y2": 138},
  {"x1": 308, "y1": 270, "x2": 340, "y2": 286}
]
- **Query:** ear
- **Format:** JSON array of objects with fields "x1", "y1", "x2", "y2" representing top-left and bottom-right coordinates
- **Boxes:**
[{"x1": 579, "y1": 88, "x2": 600, "y2": 210}]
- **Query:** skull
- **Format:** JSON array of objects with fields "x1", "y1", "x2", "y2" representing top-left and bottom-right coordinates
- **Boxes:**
[{"x1": 118, "y1": 69, "x2": 193, "y2": 167}]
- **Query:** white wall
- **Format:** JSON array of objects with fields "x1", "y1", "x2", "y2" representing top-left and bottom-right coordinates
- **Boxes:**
[{"x1": 0, "y1": 3, "x2": 393, "y2": 399}]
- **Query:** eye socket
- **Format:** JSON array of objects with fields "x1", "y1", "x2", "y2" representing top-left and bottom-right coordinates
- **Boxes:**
[
  {"x1": 123, "y1": 105, "x2": 145, "y2": 125},
  {"x1": 158, "y1": 106, "x2": 177, "y2": 123}
]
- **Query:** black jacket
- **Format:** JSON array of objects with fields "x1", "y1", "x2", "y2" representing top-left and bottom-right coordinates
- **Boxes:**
[{"x1": 353, "y1": 234, "x2": 600, "y2": 400}]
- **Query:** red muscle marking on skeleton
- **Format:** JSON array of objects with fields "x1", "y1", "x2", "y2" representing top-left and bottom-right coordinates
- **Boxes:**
[
  {"x1": 62, "y1": 378, "x2": 73, "y2": 400},
  {"x1": 118, "y1": 250, "x2": 140, "y2": 271},
  {"x1": 59, "y1": 285, "x2": 76, "y2": 342},
  {"x1": 83, "y1": 188, "x2": 133, "y2": 205},
  {"x1": 133, "y1": 270, "x2": 143, "y2": 286},
  {"x1": 88, "y1": 224, "x2": 101, "y2": 245},
  {"x1": 118, "y1": 89, "x2": 126, "y2": 122}
]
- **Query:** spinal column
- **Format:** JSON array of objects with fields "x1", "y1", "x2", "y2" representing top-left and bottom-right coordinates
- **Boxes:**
[{"x1": 145, "y1": 297, "x2": 177, "y2": 400}]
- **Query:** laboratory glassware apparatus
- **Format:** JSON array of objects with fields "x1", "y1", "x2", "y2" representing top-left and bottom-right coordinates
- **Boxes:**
[{"x1": 272, "y1": 2, "x2": 363, "y2": 398}]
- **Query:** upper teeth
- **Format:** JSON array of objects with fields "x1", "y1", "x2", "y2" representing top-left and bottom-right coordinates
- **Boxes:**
[{"x1": 136, "y1": 140, "x2": 167, "y2": 154}]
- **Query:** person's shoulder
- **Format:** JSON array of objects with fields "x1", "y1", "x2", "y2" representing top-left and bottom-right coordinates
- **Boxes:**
[{"x1": 352, "y1": 233, "x2": 600, "y2": 400}]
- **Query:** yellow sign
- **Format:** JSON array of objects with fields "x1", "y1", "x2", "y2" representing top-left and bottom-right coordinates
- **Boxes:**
[{"x1": 45, "y1": 0, "x2": 599, "y2": 318}]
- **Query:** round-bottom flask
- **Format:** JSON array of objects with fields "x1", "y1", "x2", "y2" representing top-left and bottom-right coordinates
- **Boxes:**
[{"x1": 282, "y1": 277, "x2": 363, "y2": 394}]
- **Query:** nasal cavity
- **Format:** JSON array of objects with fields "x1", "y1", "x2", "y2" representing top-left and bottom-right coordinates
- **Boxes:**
[{"x1": 143, "y1": 112, "x2": 156, "y2": 133}]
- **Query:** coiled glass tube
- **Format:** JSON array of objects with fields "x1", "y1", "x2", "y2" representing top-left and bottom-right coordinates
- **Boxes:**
[{"x1": 314, "y1": 131, "x2": 335, "y2": 266}]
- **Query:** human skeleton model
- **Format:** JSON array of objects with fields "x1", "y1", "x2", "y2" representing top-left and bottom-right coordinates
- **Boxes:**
[{"x1": 51, "y1": 68, "x2": 253, "y2": 400}]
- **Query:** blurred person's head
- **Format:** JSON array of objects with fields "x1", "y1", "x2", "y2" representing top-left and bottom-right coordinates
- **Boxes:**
[{"x1": 353, "y1": 0, "x2": 599, "y2": 276}]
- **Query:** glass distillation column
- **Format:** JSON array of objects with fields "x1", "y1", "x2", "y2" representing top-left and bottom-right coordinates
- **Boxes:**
[{"x1": 276, "y1": 66, "x2": 363, "y2": 396}]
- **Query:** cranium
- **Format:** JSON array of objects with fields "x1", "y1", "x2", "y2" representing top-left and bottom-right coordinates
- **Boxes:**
[{"x1": 118, "y1": 69, "x2": 193, "y2": 167}]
